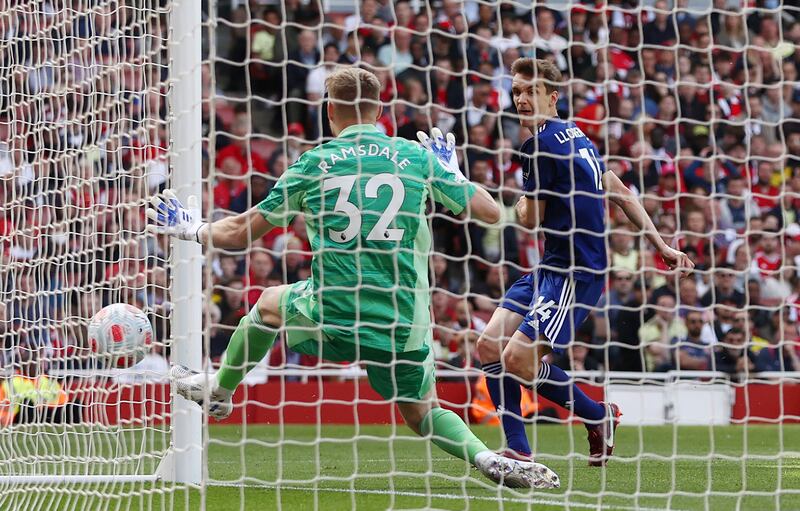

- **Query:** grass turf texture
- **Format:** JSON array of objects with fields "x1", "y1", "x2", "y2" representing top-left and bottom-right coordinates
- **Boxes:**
[{"x1": 1, "y1": 424, "x2": 798, "y2": 510}]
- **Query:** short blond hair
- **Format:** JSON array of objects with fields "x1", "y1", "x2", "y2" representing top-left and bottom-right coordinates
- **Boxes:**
[{"x1": 325, "y1": 67, "x2": 382, "y2": 117}]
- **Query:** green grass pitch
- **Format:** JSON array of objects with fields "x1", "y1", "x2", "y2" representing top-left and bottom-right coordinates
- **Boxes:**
[{"x1": 2, "y1": 424, "x2": 799, "y2": 510}]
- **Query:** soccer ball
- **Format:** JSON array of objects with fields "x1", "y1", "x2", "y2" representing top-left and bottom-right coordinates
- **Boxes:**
[{"x1": 88, "y1": 304, "x2": 153, "y2": 368}]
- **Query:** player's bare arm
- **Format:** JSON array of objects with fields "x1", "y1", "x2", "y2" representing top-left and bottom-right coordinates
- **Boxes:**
[
  {"x1": 199, "y1": 208, "x2": 274, "y2": 248},
  {"x1": 602, "y1": 170, "x2": 694, "y2": 276},
  {"x1": 515, "y1": 195, "x2": 546, "y2": 229},
  {"x1": 469, "y1": 186, "x2": 501, "y2": 224}
]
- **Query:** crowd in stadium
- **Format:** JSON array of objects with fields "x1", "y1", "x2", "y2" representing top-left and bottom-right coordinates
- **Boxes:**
[
  {"x1": 207, "y1": 0, "x2": 800, "y2": 377},
  {"x1": 0, "y1": 3, "x2": 172, "y2": 371},
  {"x1": 2, "y1": 0, "x2": 800, "y2": 381}
]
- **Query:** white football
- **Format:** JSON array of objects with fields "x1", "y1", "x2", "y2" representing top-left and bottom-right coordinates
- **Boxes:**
[{"x1": 88, "y1": 304, "x2": 153, "y2": 368}]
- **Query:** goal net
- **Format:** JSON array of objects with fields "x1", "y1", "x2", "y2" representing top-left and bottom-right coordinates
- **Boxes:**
[
  {"x1": 0, "y1": 0, "x2": 190, "y2": 505},
  {"x1": 4, "y1": 0, "x2": 800, "y2": 509}
]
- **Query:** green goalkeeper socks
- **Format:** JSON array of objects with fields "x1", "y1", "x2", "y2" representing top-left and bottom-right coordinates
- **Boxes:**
[
  {"x1": 216, "y1": 307, "x2": 277, "y2": 391},
  {"x1": 420, "y1": 407, "x2": 489, "y2": 465}
]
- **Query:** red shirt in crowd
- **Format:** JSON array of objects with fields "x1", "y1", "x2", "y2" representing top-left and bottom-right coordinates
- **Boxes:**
[
  {"x1": 752, "y1": 182, "x2": 779, "y2": 209},
  {"x1": 574, "y1": 102, "x2": 605, "y2": 146},
  {"x1": 754, "y1": 251, "x2": 781, "y2": 278},
  {"x1": 215, "y1": 144, "x2": 268, "y2": 176}
]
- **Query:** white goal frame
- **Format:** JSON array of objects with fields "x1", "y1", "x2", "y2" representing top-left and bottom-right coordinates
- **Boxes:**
[{"x1": 0, "y1": 0, "x2": 202, "y2": 487}]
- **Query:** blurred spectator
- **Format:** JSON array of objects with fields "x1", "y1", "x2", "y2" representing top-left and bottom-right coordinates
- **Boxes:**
[
  {"x1": 533, "y1": 9, "x2": 568, "y2": 70},
  {"x1": 713, "y1": 327, "x2": 756, "y2": 377},
  {"x1": 609, "y1": 229, "x2": 639, "y2": 272},
  {"x1": 701, "y1": 264, "x2": 745, "y2": 308},
  {"x1": 214, "y1": 254, "x2": 242, "y2": 283},
  {"x1": 675, "y1": 311, "x2": 711, "y2": 371},
  {"x1": 207, "y1": 302, "x2": 227, "y2": 360},
  {"x1": 446, "y1": 330, "x2": 481, "y2": 377},
  {"x1": 753, "y1": 227, "x2": 782, "y2": 280},
  {"x1": 472, "y1": 265, "x2": 510, "y2": 313},
  {"x1": 431, "y1": 290, "x2": 457, "y2": 357},
  {"x1": 612, "y1": 278, "x2": 646, "y2": 371},
  {"x1": 594, "y1": 270, "x2": 636, "y2": 342},
  {"x1": 715, "y1": 12, "x2": 748, "y2": 50},
  {"x1": 0, "y1": 345, "x2": 67, "y2": 426},
  {"x1": 561, "y1": 343, "x2": 599, "y2": 372},
  {"x1": 702, "y1": 296, "x2": 740, "y2": 345},
  {"x1": 677, "y1": 277, "x2": 700, "y2": 317},
  {"x1": 719, "y1": 176, "x2": 761, "y2": 233},
  {"x1": 754, "y1": 320, "x2": 800, "y2": 372},
  {"x1": 339, "y1": 30, "x2": 364, "y2": 66},
  {"x1": 643, "y1": 1, "x2": 676, "y2": 46},
  {"x1": 480, "y1": 183, "x2": 519, "y2": 263},
  {"x1": 215, "y1": 111, "x2": 268, "y2": 177},
  {"x1": 306, "y1": 43, "x2": 341, "y2": 138},
  {"x1": 554, "y1": 320, "x2": 601, "y2": 372},
  {"x1": 230, "y1": 174, "x2": 273, "y2": 214},
  {"x1": 245, "y1": 251, "x2": 279, "y2": 309},
  {"x1": 431, "y1": 254, "x2": 460, "y2": 294},
  {"x1": 637, "y1": 293, "x2": 686, "y2": 371},
  {"x1": 752, "y1": 160, "x2": 780, "y2": 210},
  {"x1": 378, "y1": 27, "x2": 414, "y2": 76},
  {"x1": 287, "y1": 29, "x2": 321, "y2": 125},
  {"x1": 216, "y1": 278, "x2": 246, "y2": 329},
  {"x1": 464, "y1": 80, "x2": 497, "y2": 128}
]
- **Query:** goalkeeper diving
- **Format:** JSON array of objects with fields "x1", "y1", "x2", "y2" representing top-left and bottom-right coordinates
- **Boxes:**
[{"x1": 147, "y1": 67, "x2": 559, "y2": 489}]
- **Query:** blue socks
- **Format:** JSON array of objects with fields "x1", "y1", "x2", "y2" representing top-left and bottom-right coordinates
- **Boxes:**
[
  {"x1": 483, "y1": 360, "x2": 606, "y2": 452},
  {"x1": 483, "y1": 361, "x2": 531, "y2": 455},
  {"x1": 536, "y1": 362, "x2": 605, "y2": 422}
]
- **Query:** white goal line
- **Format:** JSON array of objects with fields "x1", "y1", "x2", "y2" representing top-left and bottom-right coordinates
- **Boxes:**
[{"x1": 209, "y1": 481, "x2": 684, "y2": 511}]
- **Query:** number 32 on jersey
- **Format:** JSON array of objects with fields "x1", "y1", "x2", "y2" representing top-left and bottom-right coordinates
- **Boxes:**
[{"x1": 323, "y1": 173, "x2": 405, "y2": 243}]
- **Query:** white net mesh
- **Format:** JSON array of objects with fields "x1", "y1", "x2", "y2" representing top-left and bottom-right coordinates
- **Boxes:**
[
  {"x1": 4, "y1": 0, "x2": 800, "y2": 509},
  {"x1": 0, "y1": 0, "x2": 175, "y2": 506}
]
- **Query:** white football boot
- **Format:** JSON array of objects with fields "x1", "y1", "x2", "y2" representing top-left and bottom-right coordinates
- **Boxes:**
[
  {"x1": 474, "y1": 451, "x2": 560, "y2": 489},
  {"x1": 170, "y1": 365, "x2": 233, "y2": 420}
]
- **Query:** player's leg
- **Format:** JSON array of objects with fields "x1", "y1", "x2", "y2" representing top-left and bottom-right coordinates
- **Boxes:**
[
  {"x1": 214, "y1": 283, "x2": 286, "y2": 389},
  {"x1": 373, "y1": 356, "x2": 559, "y2": 489},
  {"x1": 172, "y1": 283, "x2": 288, "y2": 419},
  {"x1": 502, "y1": 272, "x2": 621, "y2": 466},
  {"x1": 395, "y1": 390, "x2": 486, "y2": 461},
  {"x1": 475, "y1": 274, "x2": 532, "y2": 457},
  {"x1": 503, "y1": 330, "x2": 606, "y2": 422}
]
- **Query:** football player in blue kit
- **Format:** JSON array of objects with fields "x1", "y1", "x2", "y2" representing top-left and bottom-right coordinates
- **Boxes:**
[{"x1": 476, "y1": 58, "x2": 694, "y2": 466}]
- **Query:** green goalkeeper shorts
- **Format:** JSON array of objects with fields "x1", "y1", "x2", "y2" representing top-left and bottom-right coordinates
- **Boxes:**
[{"x1": 280, "y1": 279, "x2": 435, "y2": 402}]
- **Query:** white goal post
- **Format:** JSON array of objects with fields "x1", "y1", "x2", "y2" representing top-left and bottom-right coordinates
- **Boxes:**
[{"x1": 160, "y1": 0, "x2": 203, "y2": 486}]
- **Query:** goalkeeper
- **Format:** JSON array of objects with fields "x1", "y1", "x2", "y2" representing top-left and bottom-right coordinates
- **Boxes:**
[{"x1": 148, "y1": 67, "x2": 559, "y2": 489}]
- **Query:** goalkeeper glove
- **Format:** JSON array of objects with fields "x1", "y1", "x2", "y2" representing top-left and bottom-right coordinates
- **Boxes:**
[
  {"x1": 416, "y1": 128, "x2": 467, "y2": 182},
  {"x1": 146, "y1": 189, "x2": 207, "y2": 243}
]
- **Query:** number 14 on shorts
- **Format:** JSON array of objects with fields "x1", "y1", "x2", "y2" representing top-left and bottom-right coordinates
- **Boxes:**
[{"x1": 527, "y1": 296, "x2": 556, "y2": 330}]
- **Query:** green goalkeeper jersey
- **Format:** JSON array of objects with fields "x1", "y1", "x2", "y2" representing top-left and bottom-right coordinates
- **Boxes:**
[{"x1": 257, "y1": 124, "x2": 476, "y2": 353}]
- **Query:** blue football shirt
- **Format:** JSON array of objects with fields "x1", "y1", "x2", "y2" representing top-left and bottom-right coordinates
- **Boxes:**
[{"x1": 521, "y1": 118, "x2": 608, "y2": 275}]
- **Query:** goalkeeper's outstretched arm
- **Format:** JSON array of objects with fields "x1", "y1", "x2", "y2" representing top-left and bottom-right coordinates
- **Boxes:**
[
  {"x1": 468, "y1": 187, "x2": 501, "y2": 225},
  {"x1": 146, "y1": 189, "x2": 274, "y2": 249},
  {"x1": 197, "y1": 208, "x2": 274, "y2": 248}
]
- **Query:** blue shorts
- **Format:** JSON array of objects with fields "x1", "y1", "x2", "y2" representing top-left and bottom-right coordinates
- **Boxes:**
[{"x1": 500, "y1": 269, "x2": 604, "y2": 353}]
